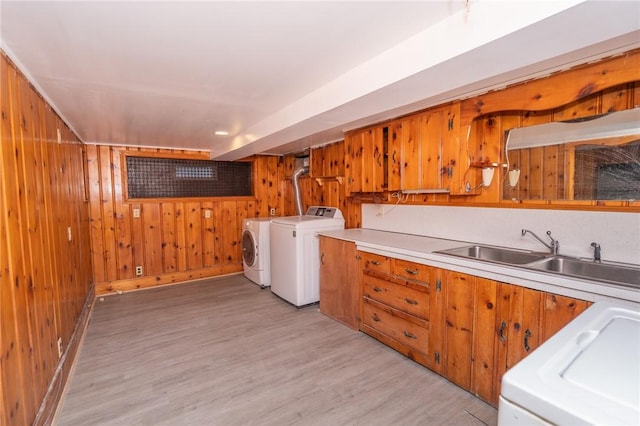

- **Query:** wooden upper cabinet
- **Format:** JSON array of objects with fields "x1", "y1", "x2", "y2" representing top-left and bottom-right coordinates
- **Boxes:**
[
  {"x1": 441, "y1": 103, "x2": 464, "y2": 195},
  {"x1": 398, "y1": 103, "x2": 462, "y2": 193},
  {"x1": 387, "y1": 120, "x2": 402, "y2": 192},
  {"x1": 344, "y1": 126, "x2": 385, "y2": 194},
  {"x1": 344, "y1": 129, "x2": 363, "y2": 194},
  {"x1": 310, "y1": 141, "x2": 345, "y2": 178},
  {"x1": 344, "y1": 102, "x2": 464, "y2": 195},
  {"x1": 399, "y1": 113, "x2": 421, "y2": 190},
  {"x1": 362, "y1": 127, "x2": 385, "y2": 192}
]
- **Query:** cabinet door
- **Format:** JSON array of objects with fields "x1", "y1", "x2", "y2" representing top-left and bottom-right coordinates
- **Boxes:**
[
  {"x1": 541, "y1": 293, "x2": 591, "y2": 340},
  {"x1": 361, "y1": 127, "x2": 385, "y2": 192},
  {"x1": 400, "y1": 109, "x2": 447, "y2": 191},
  {"x1": 387, "y1": 120, "x2": 402, "y2": 191},
  {"x1": 428, "y1": 267, "x2": 445, "y2": 373},
  {"x1": 344, "y1": 130, "x2": 363, "y2": 194},
  {"x1": 443, "y1": 271, "x2": 475, "y2": 389},
  {"x1": 345, "y1": 127, "x2": 385, "y2": 193},
  {"x1": 493, "y1": 283, "x2": 543, "y2": 403},
  {"x1": 492, "y1": 285, "x2": 591, "y2": 404},
  {"x1": 441, "y1": 102, "x2": 462, "y2": 193},
  {"x1": 310, "y1": 145, "x2": 326, "y2": 178},
  {"x1": 400, "y1": 114, "x2": 421, "y2": 190},
  {"x1": 470, "y1": 277, "x2": 499, "y2": 403},
  {"x1": 421, "y1": 109, "x2": 443, "y2": 189},
  {"x1": 319, "y1": 236, "x2": 360, "y2": 330}
]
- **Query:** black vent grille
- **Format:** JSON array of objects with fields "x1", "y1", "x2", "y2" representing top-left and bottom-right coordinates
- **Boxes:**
[{"x1": 126, "y1": 156, "x2": 253, "y2": 199}]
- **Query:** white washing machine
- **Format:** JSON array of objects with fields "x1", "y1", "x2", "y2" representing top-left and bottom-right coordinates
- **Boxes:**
[
  {"x1": 498, "y1": 301, "x2": 640, "y2": 425},
  {"x1": 270, "y1": 206, "x2": 344, "y2": 307},
  {"x1": 242, "y1": 217, "x2": 272, "y2": 288}
]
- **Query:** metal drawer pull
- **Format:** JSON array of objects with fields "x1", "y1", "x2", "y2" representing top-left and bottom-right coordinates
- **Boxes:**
[
  {"x1": 524, "y1": 329, "x2": 532, "y2": 352},
  {"x1": 373, "y1": 287, "x2": 383, "y2": 293},
  {"x1": 403, "y1": 331, "x2": 417, "y2": 339},
  {"x1": 405, "y1": 268, "x2": 419, "y2": 275},
  {"x1": 370, "y1": 260, "x2": 382, "y2": 266},
  {"x1": 499, "y1": 321, "x2": 507, "y2": 343},
  {"x1": 371, "y1": 314, "x2": 381, "y2": 322},
  {"x1": 404, "y1": 298, "x2": 418, "y2": 305}
]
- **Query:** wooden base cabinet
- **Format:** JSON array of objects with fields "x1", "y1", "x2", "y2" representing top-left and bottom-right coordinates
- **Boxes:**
[
  {"x1": 318, "y1": 236, "x2": 360, "y2": 330},
  {"x1": 360, "y1": 253, "x2": 436, "y2": 369},
  {"x1": 355, "y1": 252, "x2": 592, "y2": 408},
  {"x1": 440, "y1": 275, "x2": 592, "y2": 406},
  {"x1": 491, "y1": 285, "x2": 591, "y2": 404}
]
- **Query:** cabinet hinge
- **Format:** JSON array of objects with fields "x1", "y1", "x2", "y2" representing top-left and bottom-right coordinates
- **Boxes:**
[
  {"x1": 435, "y1": 352, "x2": 440, "y2": 364},
  {"x1": 447, "y1": 118, "x2": 454, "y2": 131},
  {"x1": 435, "y1": 279, "x2": 442, "y2": 292}
]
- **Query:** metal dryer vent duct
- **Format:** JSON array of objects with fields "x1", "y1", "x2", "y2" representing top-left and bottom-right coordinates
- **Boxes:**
[{"x1": 292, "y1": 166, "x2": 309, "y2": 216}]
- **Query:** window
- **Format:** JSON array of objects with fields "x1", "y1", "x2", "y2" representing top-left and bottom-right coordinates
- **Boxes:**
[{"x1": 125, "y1": 156, "x2": 252, "y2": 199}]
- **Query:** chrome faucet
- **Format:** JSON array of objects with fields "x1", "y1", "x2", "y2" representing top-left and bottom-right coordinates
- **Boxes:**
[
  {"x1": 590, "y1": 242, "x2": 602, "y2": 263},
  {"x1": 521, "y1": 229, "x2": 559, "y2": 254}
]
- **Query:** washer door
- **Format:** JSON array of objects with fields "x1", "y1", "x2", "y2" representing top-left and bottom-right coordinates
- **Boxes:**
[{"x1": 242, "y1": 230, "x2": 257, "y2": 267}]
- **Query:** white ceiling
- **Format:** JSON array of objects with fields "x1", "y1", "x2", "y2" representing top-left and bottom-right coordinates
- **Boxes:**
[{"x1": 1, "y1": 1, "x2": 639, "y2": 160}]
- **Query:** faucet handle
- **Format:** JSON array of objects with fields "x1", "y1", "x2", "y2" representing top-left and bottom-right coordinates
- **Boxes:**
[
  {"x1": 591, "y1": 242, "x2": 602, "y2": 263},
  {"x1": 546, "y1": 231, "x2": 559, "y2": 253}
]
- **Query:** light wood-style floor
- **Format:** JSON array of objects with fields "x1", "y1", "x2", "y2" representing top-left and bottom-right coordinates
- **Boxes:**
[{"x1": 56, "y1": 274, "x2": 497, "y2": 426}]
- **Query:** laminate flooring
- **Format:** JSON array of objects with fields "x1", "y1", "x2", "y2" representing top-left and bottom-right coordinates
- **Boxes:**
[{"x1": 56, "y1": 274, "x2": 497, "y2": 426}]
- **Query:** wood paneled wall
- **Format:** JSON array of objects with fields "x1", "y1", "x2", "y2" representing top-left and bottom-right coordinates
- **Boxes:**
[
  {"x1": 88, "y1": 147, "x2": 275, "y2": 294},
  {"x1": 87, "y1": 143, "x2": 360, "y2": 295},
  {"x1": 464, "y1": 82, "x2": 638, "y2": 206},
  {"x1": 1, "y1": 53, "x2": 93, "y2": 426}
]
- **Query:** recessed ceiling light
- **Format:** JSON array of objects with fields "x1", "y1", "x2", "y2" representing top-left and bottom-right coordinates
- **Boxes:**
[{"x1": 213, "y1": 130, "x2": 229, "y2": 136}]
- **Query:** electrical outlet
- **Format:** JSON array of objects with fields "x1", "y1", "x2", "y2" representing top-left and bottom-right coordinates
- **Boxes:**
[
  {"x1": 135, "y1": 266, "x2": 143, "y2": 276},
  {"x1": 270, "y1": 208, "x2": 276, "y2": 216},
  {"x1": 57, "y1": 337, "x2": 63, "y2": 358},
  {"x1": 67, "y1": 226, "x2": 72, "y2": 241},
  {"x1": 133, "y1": 208, "x2": 141, "y2": 218},
  {"x1": 204, "y1": 210, "x2": 212, "y2": 219}
]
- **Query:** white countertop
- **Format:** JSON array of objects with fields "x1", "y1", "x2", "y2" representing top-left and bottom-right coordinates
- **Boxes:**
[{"x1": 318, "y1": 229, "x2": 640, "y2": 308}]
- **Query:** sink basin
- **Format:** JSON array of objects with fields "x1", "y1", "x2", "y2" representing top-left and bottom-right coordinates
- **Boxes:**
[
  {"x1": 526, "y1": 257, "x2": 640, "y2": 289},
  {"x1": 436, "y1": 245, "x2": 548, "y2": 265}
]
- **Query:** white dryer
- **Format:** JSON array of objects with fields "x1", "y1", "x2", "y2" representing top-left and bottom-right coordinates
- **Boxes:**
[{"x1": 242, "y1": 217, "x2": 272, "y2": 288}]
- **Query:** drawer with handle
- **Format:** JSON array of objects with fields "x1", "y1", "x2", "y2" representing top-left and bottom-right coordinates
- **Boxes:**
[
  {"x1": 362, "y1": 298, "x2": 429, "y2": 356},
  {"x1": 360, "y1": 251, "x2": 391, "y2": 275},
  {"x1": 362, "y1": 273, "x2": 429, "y2": 320},
  {"x1": 393, "y1": 258, "x2": 432, "y2": 283}
]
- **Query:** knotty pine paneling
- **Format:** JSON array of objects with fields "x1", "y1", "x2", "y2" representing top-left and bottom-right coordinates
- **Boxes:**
[
  {"x1": 88, "y1": 147, "x2": 288, "y2": 294},
  {"x1": 290, "y1": 141, "x2": 359, "y2": 228},
  {"x1": 1, "y1": 52, "x2": 93, "y2": 426}
]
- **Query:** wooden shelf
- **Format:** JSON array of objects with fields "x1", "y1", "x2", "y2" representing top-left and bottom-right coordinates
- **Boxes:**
[
  {"x1": 314, "y1": 176, "x2": 344, "y2": 186},
  {"x1": 469, "y1": 161, "x2": 500, "y2": 168}
]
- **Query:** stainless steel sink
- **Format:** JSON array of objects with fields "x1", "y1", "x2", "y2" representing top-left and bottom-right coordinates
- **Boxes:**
[
  {"x1": 436, "y1": 245, "x2": 548, "y2": 265},
  {"x1": 526, "y1": 257, "x2": 640, "y2": 289}
]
